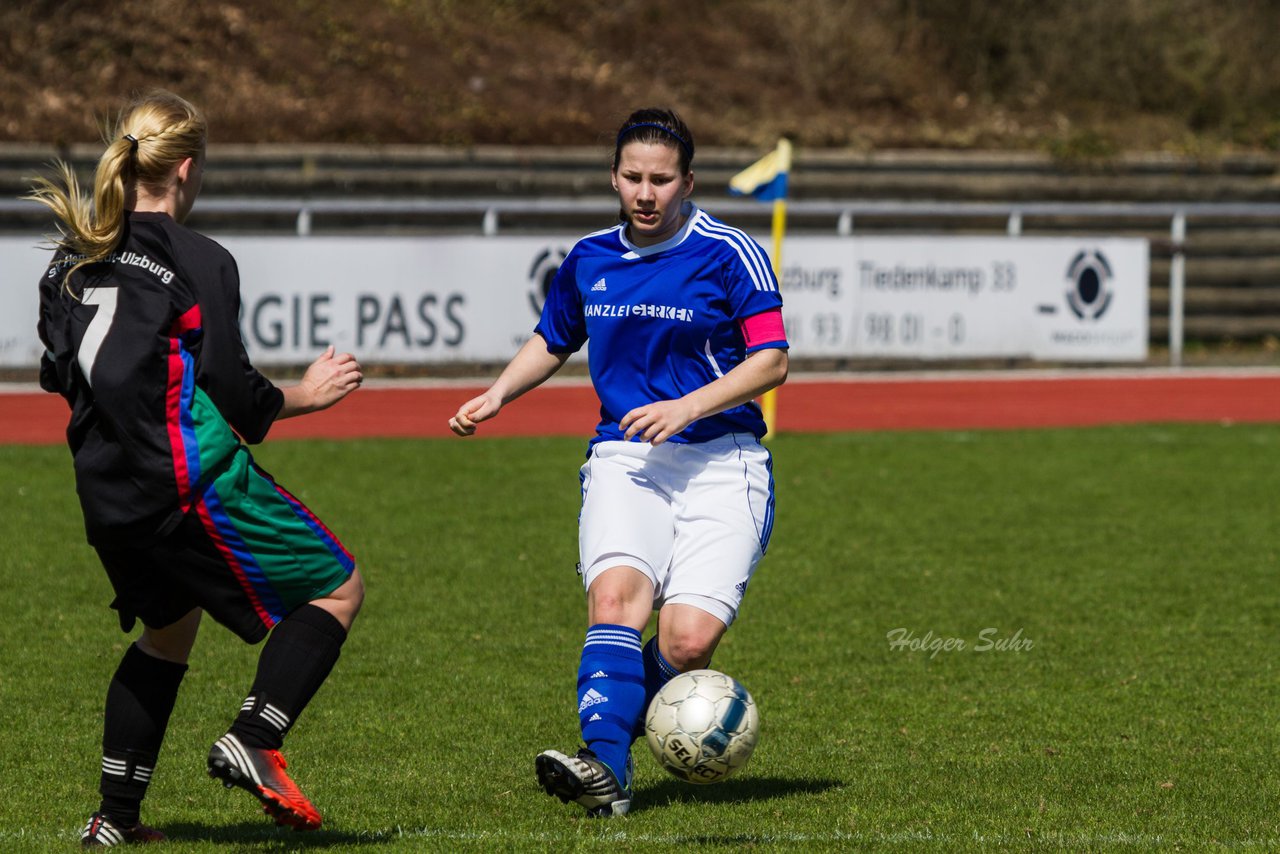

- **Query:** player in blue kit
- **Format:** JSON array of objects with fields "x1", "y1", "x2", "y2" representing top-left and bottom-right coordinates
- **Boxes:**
[{"x1": 450, "y1": 108, "x2": 788, "y2": 816}]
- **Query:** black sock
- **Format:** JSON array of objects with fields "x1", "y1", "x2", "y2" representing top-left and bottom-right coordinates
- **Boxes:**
[
  {"x1": 99, "y1": 644, "x2": 188, "y2": 827},
  {"x1": 230, "y1": 604, "x2": 347, "y2": 750}
]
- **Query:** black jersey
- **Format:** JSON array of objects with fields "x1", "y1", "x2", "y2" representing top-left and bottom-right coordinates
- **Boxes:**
[{"x1": 38, "y1": 211, "x2": 283, "y2": 546}]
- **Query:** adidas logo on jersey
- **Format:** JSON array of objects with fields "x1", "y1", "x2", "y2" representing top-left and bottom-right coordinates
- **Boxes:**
[
  {"x1": 736, "y1": 580, "x2": 749, "y2": 595},
  {"x1": 589, "y1": 713, "x2": 602, "y2": 722},
  {"x1": 591, "y1": 278, "x2": 607, "y2": 292},
  {"x1": 578, "y1": 688, "x2": 608, "y2": 712},
  {"x1": 589, "y1": 670, "x2": 608, "y2": 679}
]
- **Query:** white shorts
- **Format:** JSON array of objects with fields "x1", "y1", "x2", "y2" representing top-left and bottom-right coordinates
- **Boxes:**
[{"x1": 578, "y1": 433, "x2": 775, "y2": 627}]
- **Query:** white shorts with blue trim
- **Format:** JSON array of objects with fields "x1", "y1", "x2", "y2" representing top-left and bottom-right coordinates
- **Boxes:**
[{"x1": 578, "y1": 433, "x2": 775, "y2": 627}]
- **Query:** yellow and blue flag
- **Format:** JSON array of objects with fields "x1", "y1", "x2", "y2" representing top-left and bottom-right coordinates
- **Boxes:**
[{"x1": 728, "y1": 139, "x2": 792, "y2": 201}]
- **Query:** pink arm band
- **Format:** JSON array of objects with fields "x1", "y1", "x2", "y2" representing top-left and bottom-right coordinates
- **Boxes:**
[{"x1": 739, "y1": 308, "x2": 788, "y2": 351}]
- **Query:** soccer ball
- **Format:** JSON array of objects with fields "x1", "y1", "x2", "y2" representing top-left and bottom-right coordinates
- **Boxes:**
[{"x1": 644, "y1": 669, "x2": 759, "y2": 784}]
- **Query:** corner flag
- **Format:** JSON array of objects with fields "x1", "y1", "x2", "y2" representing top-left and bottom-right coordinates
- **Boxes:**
[
  {"x1": 730, "y1": 139, "x2": 792, "y2": 440},
  {"x1": 729, "y1": 139, "x2": 792, "y2": 201}
]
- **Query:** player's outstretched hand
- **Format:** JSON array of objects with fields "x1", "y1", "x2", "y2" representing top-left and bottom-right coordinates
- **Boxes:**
[
  {"x1": 449, "y1": 391, "x2": 502, "y2": 437},
  {"x1": 299, "y1": 345, "x2": 363, "y2": 411},
  {"x1": 620, "y1": 399, "x2": 697, "y2": 445}
]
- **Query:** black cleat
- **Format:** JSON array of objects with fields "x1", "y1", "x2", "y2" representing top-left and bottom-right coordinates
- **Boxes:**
[{"x1": 535, "y1": 747, "x2": 632, "y2": 817}]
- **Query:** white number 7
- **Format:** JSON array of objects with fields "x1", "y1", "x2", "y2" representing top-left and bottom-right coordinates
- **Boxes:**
[{"x1": 78, "y1": 287, "x2": 119, "y2": 388}]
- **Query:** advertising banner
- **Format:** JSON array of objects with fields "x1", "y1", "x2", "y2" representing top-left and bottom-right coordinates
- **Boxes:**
[
  {"x1": 835, "y1": 237, "x2": 1147, "y2": 361},
  {"x1": 2, "y1": 234, "x2": 1147, "y2": 368}
]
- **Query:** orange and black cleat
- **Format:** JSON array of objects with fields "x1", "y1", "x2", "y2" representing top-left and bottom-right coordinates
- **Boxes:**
[{"x1": 207, "y1": 733, "x2": 323, "y2": 830}]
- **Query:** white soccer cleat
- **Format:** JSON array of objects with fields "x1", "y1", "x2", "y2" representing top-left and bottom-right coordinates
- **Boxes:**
[{"x1": 535, "y1": 747, "x2": 632, "y2": 817}]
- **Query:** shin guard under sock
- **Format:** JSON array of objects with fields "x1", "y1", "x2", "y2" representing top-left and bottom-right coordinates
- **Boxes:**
[
  {"x1": 577, "y1": 624, "x2": 644, "y2": 783},
  {"x1": 633, "y1": 635, "x2": 681, "y2": 739},
  {"x1": 99, "y1": 644, "x2": 188, "y2": 826},
  {"x1": 230, "y1": 604, "x2": 347, "y2": 750}
]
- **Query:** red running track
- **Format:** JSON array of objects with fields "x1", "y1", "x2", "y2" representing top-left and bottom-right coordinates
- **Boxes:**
[{"x1": 3, "y1": 371, "x2": 1278, "y2": 445}]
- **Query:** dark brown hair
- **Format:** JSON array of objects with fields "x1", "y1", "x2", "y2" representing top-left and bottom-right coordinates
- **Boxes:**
[{"x1": 612, "y1": 108, "x2": 695, "y2": 174}]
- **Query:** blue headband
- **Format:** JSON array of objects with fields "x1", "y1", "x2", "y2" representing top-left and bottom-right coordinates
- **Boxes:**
[{"x1": 617, "y1": 122, "x2": 693, "y2": 160}]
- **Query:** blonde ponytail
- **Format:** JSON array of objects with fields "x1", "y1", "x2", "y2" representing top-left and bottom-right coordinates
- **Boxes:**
[{"x1": 24, "y1": 90, "x2": 206, "y2": 294}]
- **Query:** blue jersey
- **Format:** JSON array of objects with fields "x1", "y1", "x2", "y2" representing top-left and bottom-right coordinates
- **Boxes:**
[{"x1": 536, "y1": 202, "x2": 787, "y2": 445}]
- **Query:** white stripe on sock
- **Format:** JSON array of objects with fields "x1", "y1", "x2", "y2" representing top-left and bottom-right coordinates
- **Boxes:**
[
  {"x1": 587, "y1": 638, "x2": 644, "y2": 652},
  {"x1": 260, "y1": 702, "x2": 291, "y2": 731},
  {"x1": 586, "y1": 630, "x2": 642, "y2": 651}
]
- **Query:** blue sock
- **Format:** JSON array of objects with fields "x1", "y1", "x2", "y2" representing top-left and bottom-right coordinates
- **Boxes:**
[
  {"x1": 577, "y1": 624, "x2": 644, "y2": 783},
  {"x1": 633, "y1": 635, "x2": 681, "y2": 739}
]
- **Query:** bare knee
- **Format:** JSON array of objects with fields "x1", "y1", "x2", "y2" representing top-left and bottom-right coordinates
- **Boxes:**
[
  {"x1": 657, "y1": 603, "x2": 728, "y2": 672},
  {"x1": 589, "y1": 587, "x2": 637, "y2": 623},
  {"x1": 136, "y1": 608, "x2": 202, "y2": 664},
  {"x1": 586, "y1": 566, "x2": 653, "y2": 629},
  {"x1": 661, "y1": 629, "x2": 719, "y2": 671},
  {"x1": 311, "y1": 568, "x2": 365, "y2": 631},
  {"x1": 345, "y1": 568, "x2": 366, "y2": 610}
]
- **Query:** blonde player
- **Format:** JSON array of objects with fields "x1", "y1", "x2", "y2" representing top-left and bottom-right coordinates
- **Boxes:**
[{"x1": 30, "y1": 91, "x2": 364, "y2": 845}]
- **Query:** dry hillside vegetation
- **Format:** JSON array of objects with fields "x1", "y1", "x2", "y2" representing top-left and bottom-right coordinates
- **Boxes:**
[{"x1": 3, "y1": 0, "x2": 1280, "y2": 154}]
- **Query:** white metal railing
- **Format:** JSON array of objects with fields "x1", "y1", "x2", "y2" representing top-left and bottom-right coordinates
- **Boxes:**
[{"x1": 7, "y1": 196, "x2": 1280, "y2": 366}]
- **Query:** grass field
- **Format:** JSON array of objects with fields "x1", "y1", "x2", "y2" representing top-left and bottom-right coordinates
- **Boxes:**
[{"x1": 1, "y1": 424, "x2": 1278, "y2": 851}]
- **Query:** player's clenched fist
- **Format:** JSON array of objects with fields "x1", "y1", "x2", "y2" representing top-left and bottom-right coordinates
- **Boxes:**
[
  {"x1": 449, "y1": 392, "x2": 501, "y2": 436},
  {"x1": 620, "y1": 399, "x2": 696, "y2": 445}
]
